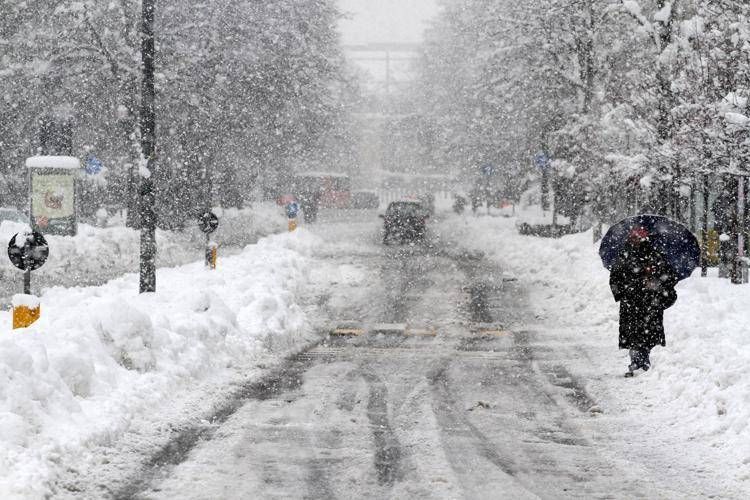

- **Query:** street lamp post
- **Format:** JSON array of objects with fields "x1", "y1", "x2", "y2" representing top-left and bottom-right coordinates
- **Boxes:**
[
  {"x1": 139, "y1": 0, "x2": 157, "y2": 293},
  {"x1": 734, "y1": 175, "x2": 746, "y2": 284}
]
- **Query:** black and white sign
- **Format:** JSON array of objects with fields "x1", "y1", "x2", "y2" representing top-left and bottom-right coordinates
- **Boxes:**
[
  {"x1": 198, "y1": 211, "x2": 219, "y2": 234},
  {"x1": 8, "y1": 232, "x2": 49, "y2": 271}
]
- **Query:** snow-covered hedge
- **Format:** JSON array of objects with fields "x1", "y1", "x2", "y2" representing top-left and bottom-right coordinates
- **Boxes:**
[{"x1": 0, "y1": 229, "x2": 317, "y2": 499}]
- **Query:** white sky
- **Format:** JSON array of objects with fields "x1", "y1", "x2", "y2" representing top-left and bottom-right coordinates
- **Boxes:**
[
  {"x1": 338, "y1": 0, "x2": 440, "y2": 45},
  {"x1": 337, "y1": 0, "x2": 440, "y2": 91}
]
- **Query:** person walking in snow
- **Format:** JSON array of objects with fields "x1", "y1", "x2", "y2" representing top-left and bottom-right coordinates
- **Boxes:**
[{"x1": 609, "y1": 227, "x2": 679, "y2": 377}]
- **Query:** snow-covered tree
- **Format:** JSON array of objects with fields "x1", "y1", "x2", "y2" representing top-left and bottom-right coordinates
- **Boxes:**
[
  {"x1": 0, "y1": 0, "x2": 355, "y2": 228},
  {"x1": 416, "y1": 0, "x2": 750, "y2": 234}
]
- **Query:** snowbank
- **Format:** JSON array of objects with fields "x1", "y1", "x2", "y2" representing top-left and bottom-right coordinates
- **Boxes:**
[
  {"x1": 440, "y1": 214, "x2": 750, "y2": 483},
  {"x1": 0, "y1": 229, "x2": 317, "y2": 499},
  {"x1": 0, "y1": 203, "x2": 287, "y2": 304},
  {"x1": 515, "y1": 205, "x2": 571, "y2": 226}
]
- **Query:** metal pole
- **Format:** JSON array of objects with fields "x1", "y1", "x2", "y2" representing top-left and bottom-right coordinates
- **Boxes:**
[
  {"x1": 139, "y1": 0, "x2": 157, "y2": 293},
  {"x1": 737, "y1": 175, "x2": 746, "y2": 283},
  {"x1": 551, "y1": 170, "x2": 557, "y2": 226},
  {"x1": 205, "y1": 233, "x2": 211, "y2": 267},
  {"x1": 701, "y1": 175, "x2": 709, "y2": 277},
  {"x1": 23, "y1": 268, "x2": 31, "y2": 295},
  {"x1": 20, "y1": 242, "x2": 32, "y2": 295}
]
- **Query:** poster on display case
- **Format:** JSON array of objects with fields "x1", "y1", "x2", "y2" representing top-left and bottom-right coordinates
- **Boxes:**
[{"x1": 26, "y1": 156, "x2": 80, "y2": 236}]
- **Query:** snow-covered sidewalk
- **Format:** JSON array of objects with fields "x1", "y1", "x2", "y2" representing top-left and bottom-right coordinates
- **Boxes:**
[
  {"x1": 439, "y1": 213, "x2": 750, "y2": 495},
  {"x1": 0, "y1": 229, "x2": 319, "y2": 499}
]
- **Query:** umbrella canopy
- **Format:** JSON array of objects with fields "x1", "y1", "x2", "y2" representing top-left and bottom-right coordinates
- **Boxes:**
[{"x1": 599, "y1": 214, "x2": 701, "y2": 281}]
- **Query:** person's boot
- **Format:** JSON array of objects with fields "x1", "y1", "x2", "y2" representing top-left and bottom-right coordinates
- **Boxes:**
[
  {"x1": 641, "y1": 351, "x2": 651, "y2": 371},
  {"x1": 627, "y1": 349, "x2": 640, "y2": 372}
]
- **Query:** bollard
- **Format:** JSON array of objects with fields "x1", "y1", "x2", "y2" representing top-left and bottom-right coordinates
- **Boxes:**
[
  {"x1": 205, "y1": 240, "x2": 218, "y2": 269},
  {"x1": 288, "y1": 218, "x2": 298, "y2": 232},
  {"x1": 12, "y1": 294, "x2": 40, "y2": 329},
  {"x1": 209, "y1": 242, "x2": 218, "y2": 269}
]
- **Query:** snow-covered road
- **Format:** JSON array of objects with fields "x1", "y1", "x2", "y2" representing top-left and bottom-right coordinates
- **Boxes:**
[{"x1": 53, "y1": 209, "x2": 742, "y2": 499}]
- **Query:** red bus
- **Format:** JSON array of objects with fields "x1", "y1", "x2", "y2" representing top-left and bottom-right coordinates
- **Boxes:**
[{"x1": 293, "y1": 172, "x2": 351, "y2": 208}]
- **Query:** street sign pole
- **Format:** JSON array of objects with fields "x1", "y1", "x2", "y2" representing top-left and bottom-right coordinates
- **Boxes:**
[
  {"x1": 23, "y1": 268, "x2": 31, "y2": 295},
  {"x1": 198, "y1": 211, "x2": 219, "y2": 269},
  {"x1": 205, "y1": 233, "x2": 211, "y2": 267},
  {"x1": 8, "y1": 231, "x2": 49, "y2": 328},
  {"x1": 286, "y1": 202, "x2": 300, "y2": 231}
]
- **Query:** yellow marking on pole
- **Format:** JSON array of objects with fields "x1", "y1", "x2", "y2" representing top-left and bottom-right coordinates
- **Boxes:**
[
  {"x1": 288, "y1": 219, "x2": 298, "y2": 232},
  {"x1": 13, "y1": 305, "x2": 40, "y2": 329},
  {"x1": 209, "y1": 246, "x2": 217, "y2": 269}
]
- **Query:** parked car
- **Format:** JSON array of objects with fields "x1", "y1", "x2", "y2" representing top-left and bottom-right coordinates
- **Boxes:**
[
  {"x1": 0, "y1": 207, "x2": 29, "y2": 225},
  {"x1": 351, "y1": 190, "x2": 380, "y2": 209},
  {"x1": 380, "y1": 201, "x2": 429, "y2": 244}
]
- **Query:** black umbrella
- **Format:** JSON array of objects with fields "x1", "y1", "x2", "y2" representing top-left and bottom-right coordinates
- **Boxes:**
[{"x1": 599, "y1": 214, "x2": 700, "y2": 281}]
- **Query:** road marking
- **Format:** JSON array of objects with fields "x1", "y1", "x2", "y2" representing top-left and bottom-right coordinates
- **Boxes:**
[
  {"x1": 371, "y1": 323, "x2": 407, "y2": 335},
  {"x1": 329, "y1": 322, "x2": 437, "y2": 337},
  {"x1": 330, "y1": 323, "x2": 365, "y2": 336},
  {"x1": 472, "y1": 328, "x2": 512, "y2": 338},
  {"x1": 330, "y1": 328, "x2": 365, "y2": 337},
  {"x1": 404, "y1": 326, "x2": 437, "y2": 337},
  {"x1": 468, "y1": 323, "x2": 511, "y2": 338}
]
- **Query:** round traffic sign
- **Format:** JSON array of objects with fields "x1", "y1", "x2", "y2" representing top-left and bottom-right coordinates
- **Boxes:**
[
  {"x1": 286, "y1": 202, "x2": 300, "y2": 219},
  {"x1": 8, "y1": 231, "x2": 49, "y2": 271},
  {"x1": 198, "y1": 211, "x2": 219, "y2": 234}
]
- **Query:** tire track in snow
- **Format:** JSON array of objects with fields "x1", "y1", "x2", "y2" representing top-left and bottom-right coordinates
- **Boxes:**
[
  {"x1": 105, "y1": 342, "x2": 324, "y2": 499},
  {"x1": 427, "y1": 363, "x2": 522, "y2": 477},
  {"x1": 361, "y1": 368, "x2": 405, "y2": 487}
]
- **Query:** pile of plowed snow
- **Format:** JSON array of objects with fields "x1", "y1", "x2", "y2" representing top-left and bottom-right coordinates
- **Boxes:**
[
  {"x1": 0, "y1": 203, "x2": 287, "y2": 303},
  {"x1": 0, "y1": 229, "x2": 317, "y2": 499}
]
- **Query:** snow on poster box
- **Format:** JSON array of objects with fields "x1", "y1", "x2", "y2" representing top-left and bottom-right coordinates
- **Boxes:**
[{"x1": 25, "y1": 156, "x2": 80, "y2": 236}]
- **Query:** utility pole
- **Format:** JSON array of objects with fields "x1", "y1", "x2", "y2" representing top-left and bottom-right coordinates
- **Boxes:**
[
  {"x1": 139, "y1": 0, "x2": 157, "y2": 293},
  {"x1": 734, "y1": 175, "x2": 746, "y2": 284},
  {"x1": 701, "y1": 175, "x2": 709, "y2": 277}
]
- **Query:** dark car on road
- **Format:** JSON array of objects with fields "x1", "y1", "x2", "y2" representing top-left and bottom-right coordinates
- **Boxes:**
[{"x1": 380, "y1": 201, "x2": 429, "y2": 244}]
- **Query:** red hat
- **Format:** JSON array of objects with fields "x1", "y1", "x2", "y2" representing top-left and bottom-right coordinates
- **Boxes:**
[{"x1": 628, "y1": 227, "x2": 649, "y2": 244}]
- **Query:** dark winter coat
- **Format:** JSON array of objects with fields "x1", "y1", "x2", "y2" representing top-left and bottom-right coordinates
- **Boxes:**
[{"x1": 609, "y1": 241, "x2": 679, "y2": 350}]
